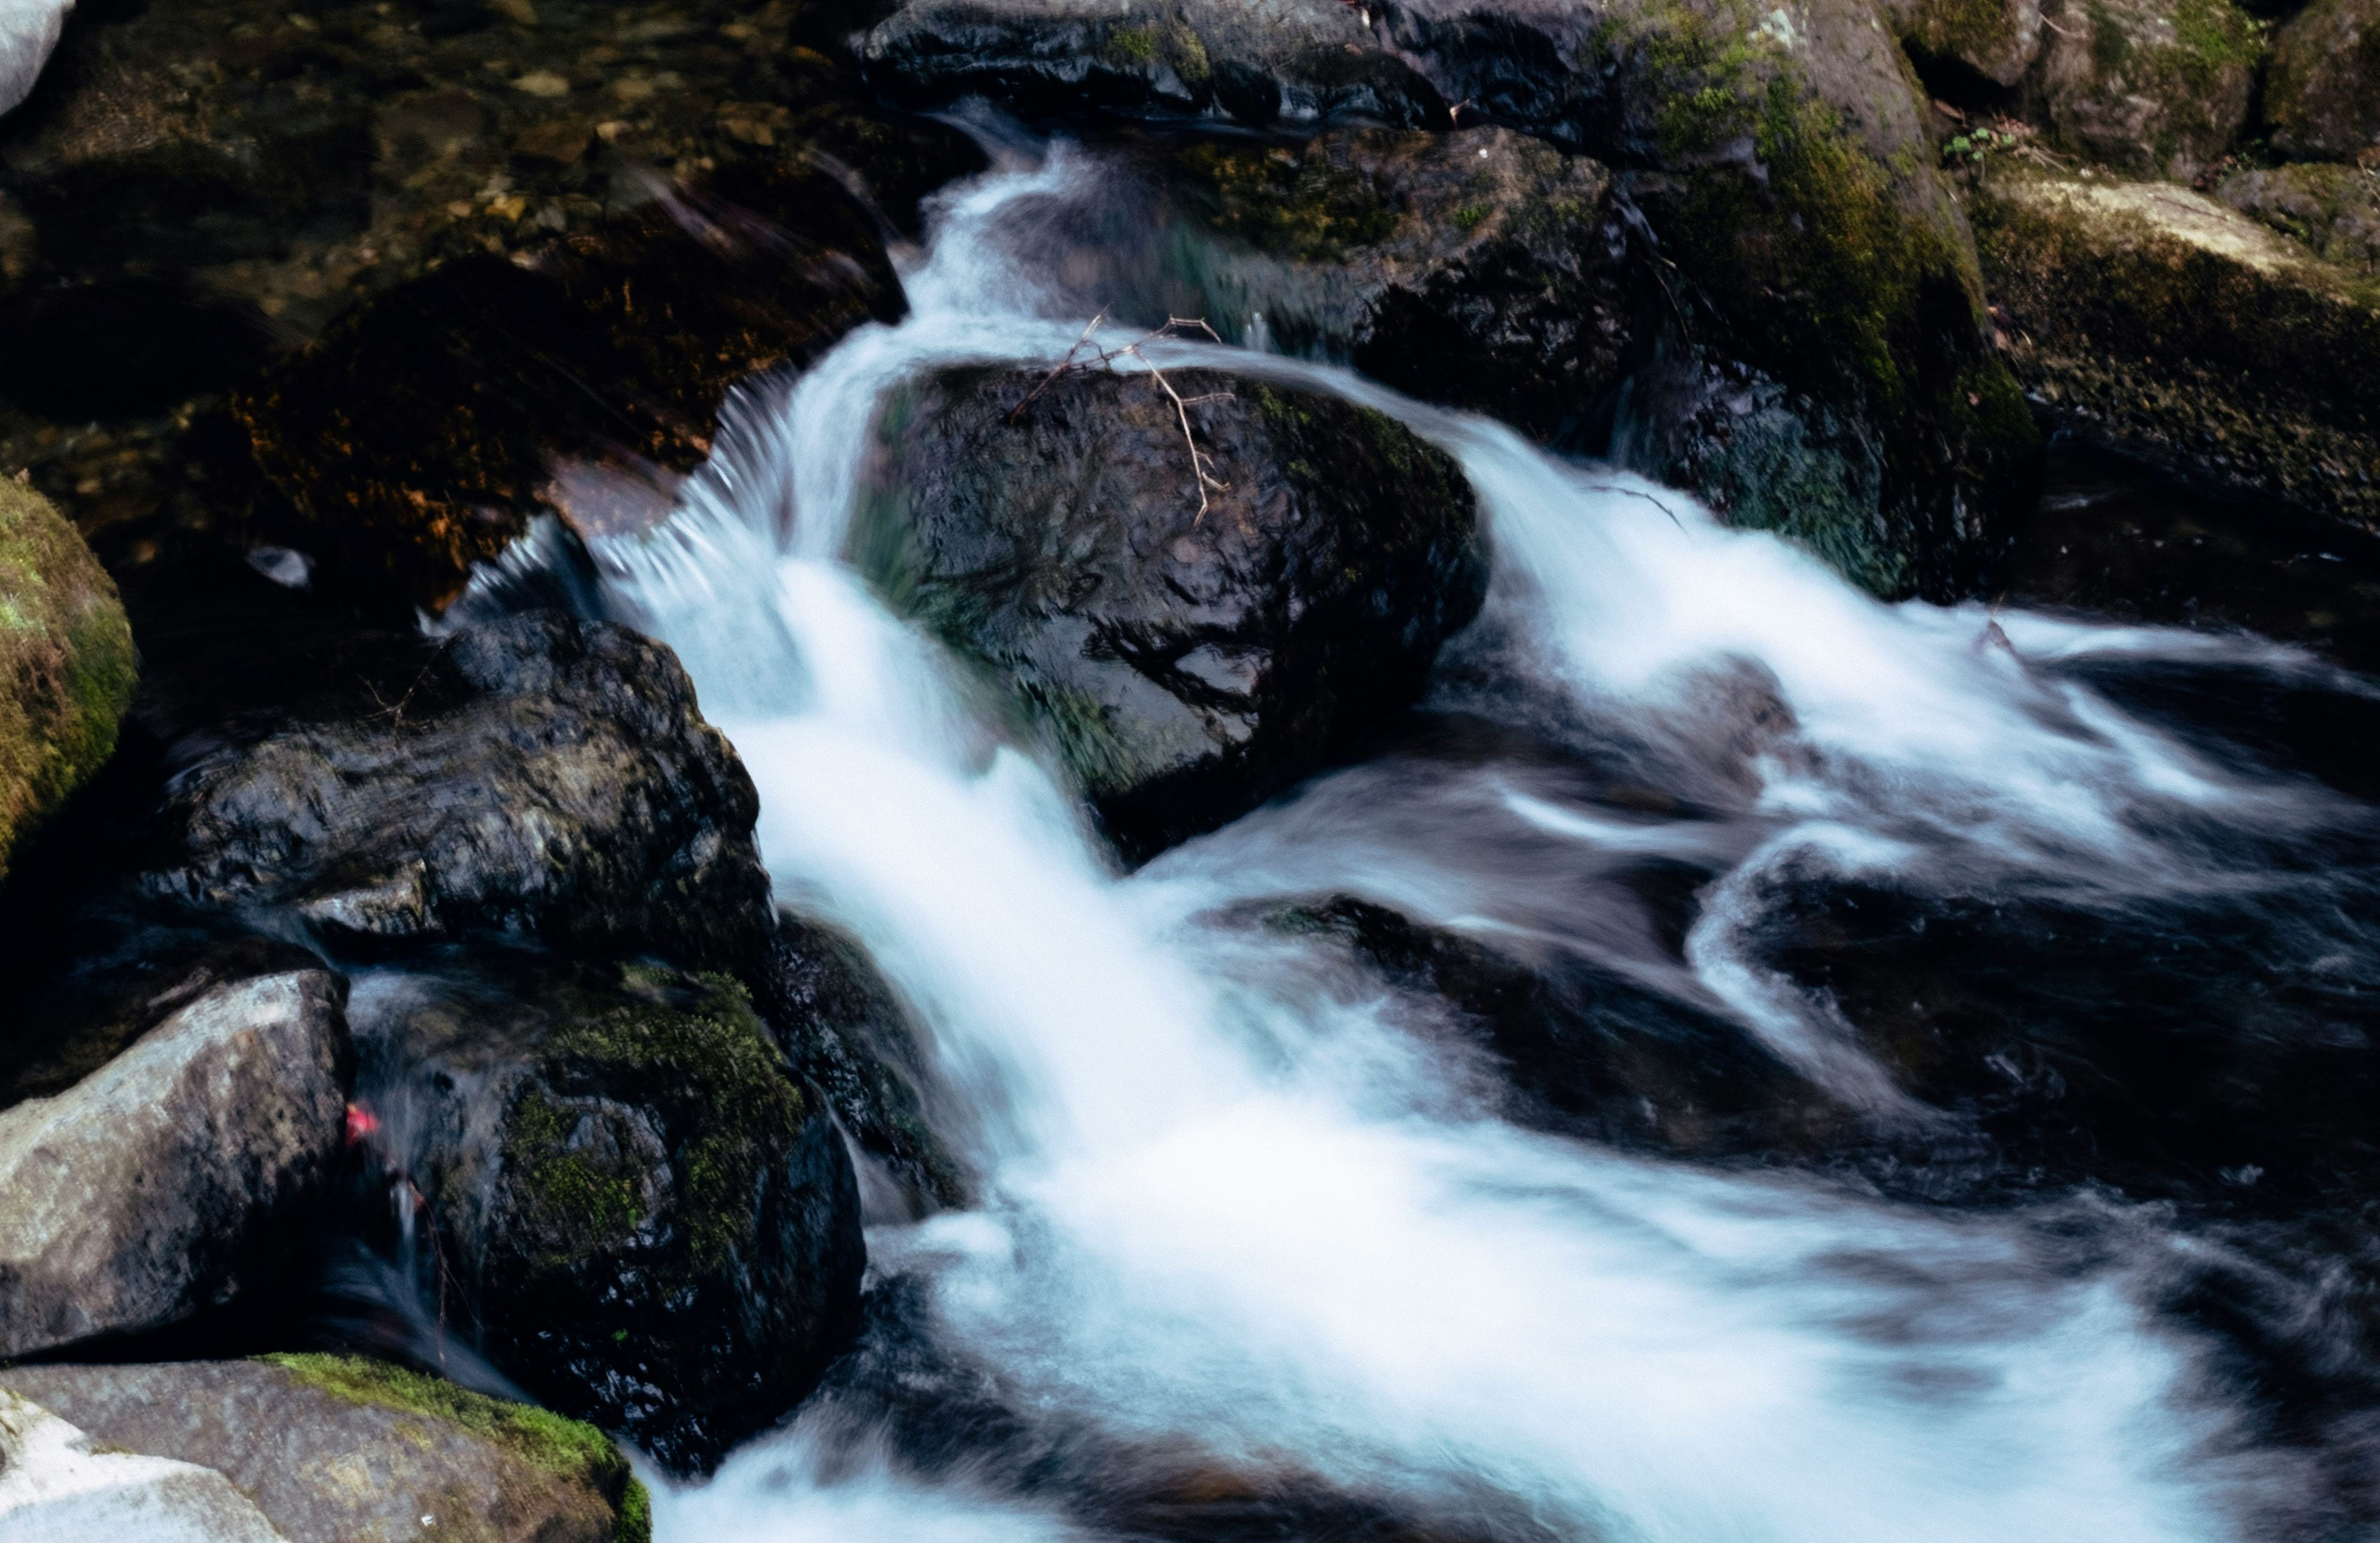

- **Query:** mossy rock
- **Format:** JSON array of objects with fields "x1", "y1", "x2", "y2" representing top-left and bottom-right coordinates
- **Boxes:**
[
  {"x1": 2216, "y1": 161, "x2": 2380, "y2": 276},
  {"x1": 374, "y1": 960, "x2": 864, "y2": 1475},
  {"x1": 1970, "y1": 167, "x2": 2380, "y2": 523},
  {"x1": 2023, "y1": 0, "x2": 2264, "y2": 179},
  {"x1": 0, "y1": 1356, "x2": 648, "y2": 1543},
  {"x1": 1883, "y1": 0, "x2": 2042, "y2": 85},
  {"x1": 0, "y1": 479, "x2": 135, "y2": 886},
  {"x1": 2263, "y1": 0, "x2": 2380, "y2": 164}
]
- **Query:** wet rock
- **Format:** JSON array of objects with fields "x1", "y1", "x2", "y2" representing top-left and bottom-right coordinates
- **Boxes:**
[
  {"x1": 863, "y1": 0, "x2": 2038, "y2": 599},
  {"x1": 149, "y1": 611, "x2": 774, "y2": 971},
  {"x1": 1153, "y1": 126, "x2": 1637, "y2": 447},
  {"x1": 0, "y1": 1384, "x2": 287, "y2": 1542},
  {"x1": 0, "y1": 478, "x2": 135, "y2": 883},
  {"x1": 1969, "y1": 167, "x2": 2380, "y2": 526},
  {"x1": 1, "y1": 1356, "x2": 647, "y2": 1542},
  {"x1": 0, "y1": 0, "x2": 65, "y2": 120},
  {"x1": 232, "y1": 162, "x2": 903, "y2": 612},
  {"x1": 358, "y1": 961, "x2": 863, "y2": 1476},
  {"x1": 1277, "y1": 896, "x2": 1846, "y2": 1154},
  {"x1": 0, "y1": 969, "x2": 350, "y2": 1359},
  {"x1": 2264, "y1": 0, "x2": 2380, "y2": 164},
  {"x1": 860, "y1": 365, "x2": 1486, "y2": 859},
  {"x1": 757, "y1": 911, "x2": 969, "y2": 1215},
  {"x1": 2021, "y1": 0, "x2": 2263, "y2": 179}
]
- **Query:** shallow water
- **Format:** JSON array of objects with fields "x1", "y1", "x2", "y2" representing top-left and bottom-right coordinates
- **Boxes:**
[{"x1": 464, "y1": 137, "x2": 2380, "y2": 1540}]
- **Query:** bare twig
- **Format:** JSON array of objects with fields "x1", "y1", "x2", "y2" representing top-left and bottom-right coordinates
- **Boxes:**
[{"x1": 1011, "y1": 312, "x2": 1233, "y2": 522}]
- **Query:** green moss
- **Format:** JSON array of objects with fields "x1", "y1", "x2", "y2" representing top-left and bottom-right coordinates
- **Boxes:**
[
  {"x1": 1103, "y1": 20, "x2": 1208, "y2": 82},
  {"x1": 1902, "y1": 0, "x2": 2022, "y2": 67},
  {"x1": 614, "y1": 1476, "x2": 653, "y2": 1543},
  {"x1": 0, "y1": 481, "x2": 137, "y2": 883},
  {"x1": 1104, "y1": 22, "x2": 1158, "y2": 64},
  {"x1": 505, "y1": 1088, "x2": 649, "y2": 1257},
  {"x1": 545, "y1": 973, "x2": 805, "y2": 1274},
  {"x1": 259, "y1": 1354, "x2": 630, "y2": 1490},
  {"x1": 1175, "y1": 141, "x2": 1398, "y2": 263}
]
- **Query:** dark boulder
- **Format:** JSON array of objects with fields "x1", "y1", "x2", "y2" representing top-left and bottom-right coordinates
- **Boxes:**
[
  {"x1": 148, "y1": 611, "x2": 775, "y2": 972},
  {"x1": 859, "y1": 365, "x2": 1486, "y2": 858},
  {"x1": 2265, "y1": 0, "x2": 2380, "y2": 164},
  {"x1": 862, "y1": 0, "x2": 2040, "y2": 598},
  {"x1": 0, "y1": 968, "x2": 351, "y2": 1359},
  {"x1": 355, "y1": 961, "x2": 864, "y2": 1476}
]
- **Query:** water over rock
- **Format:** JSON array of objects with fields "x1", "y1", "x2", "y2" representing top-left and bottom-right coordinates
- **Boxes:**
[
  {"x1": 862, "y1": 0, "x2": 2038, "y2": 598},
  {"x1": 148, "y1": 611, "x2": 775, "y2": 972},
  {"x1": 860, "y1": 365, "x2": 1486, "y2": 859},
  {"x1": 0, "y1": 968, "x2": 350, "y2": 1359},
  {"x1": 354, "y1": 960, "x2": 863, "y2": 1476},
  {"x1": 0, "y1": 478, "x2": 135, "y2": 884},
  {"x1": 0, "y1": 1383, "x2": 288, "y2": 1542},
  {"x1": 1, "y1": 1356, "x2": 647, "y2": 1543}
]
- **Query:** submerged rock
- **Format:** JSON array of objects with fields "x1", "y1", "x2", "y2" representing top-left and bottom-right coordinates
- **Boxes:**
[
  {"x1": 150, "y1": 611, "x2": 774, "y2": 971},
  {"x1": 0, "y1": 969, "x2": 350, "y2": 1359},
  {"x1": 863, "y1": 0, "x2": 2038, "y2": 598},
  {"x1": 1, "y1": 1356, "x2": 646, "y2": 1543},
  {"x1": 861, "y1": 365, "x2": 1485, "y2": 858},
  {"x1": 359, "y1": 962, "x2": 863, "y2": 1475},
  {"x1": 1970, "y1": 168, "x2": 2380, "y2": 525},
  {"x1": 0, "y1": 478, "x2": 136, "y2": 884},
  {"x1": 1279, "y1": 896, "x2": 1846, "y2": 1154},
  {"x1": 2264, "y1": 0, "x2": 2380, "y2": 164},
  {"x1": 0, "y1": 1384, "x2": 287, "y2": 1543}
]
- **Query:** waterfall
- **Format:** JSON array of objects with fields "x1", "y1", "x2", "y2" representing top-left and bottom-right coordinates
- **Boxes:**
[{"x1": 512, "y1": 137, "x2": 2369, "y2": 1541}]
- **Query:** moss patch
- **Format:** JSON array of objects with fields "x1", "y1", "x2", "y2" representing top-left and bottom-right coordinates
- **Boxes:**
[
  {"x1": 0, "y1": 481, "x2": 137, "y2": 883},
  {"x1": 258, "y1": 1353, "x2": 650, "y2": 1542},
  {"x1": 1174, "y1": 141, "x2": 1399, "y2": 263}
]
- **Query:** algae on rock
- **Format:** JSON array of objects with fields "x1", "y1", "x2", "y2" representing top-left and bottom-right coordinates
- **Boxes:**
[{"x1": 0, "y1": 479, "x2": 136, "y2": 883}]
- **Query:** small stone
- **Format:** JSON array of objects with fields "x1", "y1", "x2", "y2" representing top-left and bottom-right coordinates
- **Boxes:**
[
  {"x1": 512, "y1": 69, "x2": 570, "y2": 96},
  {"x1": 512, "y1": 119, "x2": 593, "y2": 164},
  {"x1": 491, "y1": 0, "x2": 537, "y2": 22}
]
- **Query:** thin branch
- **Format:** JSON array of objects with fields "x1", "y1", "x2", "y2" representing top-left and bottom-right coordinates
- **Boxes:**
[{"x1": 1010, "y1": 312, "x2": 1233, "y2": 523}]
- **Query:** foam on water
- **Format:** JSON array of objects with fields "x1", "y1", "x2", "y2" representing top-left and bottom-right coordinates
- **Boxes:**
[{"x1": 544, "y1": 139, "x2": 2346, "y2": 1541}]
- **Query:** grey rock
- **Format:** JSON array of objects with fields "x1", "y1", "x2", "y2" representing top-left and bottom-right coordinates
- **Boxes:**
[
  {"x1": 149, "y1": 611, "x2": 774, "y2": 973},
  {"x1": 2265, "y1": 0, "x2": 2380, "y2": 164},
  {"x1": 0, "y1": 1385, "x2": 287, "y2": 1543},
  {"x1": 0, "y1": 970, "x2": 350, "y2": 1358},
  {"x1": 859, "y1": 365, "x2": 1484, "y2": 858},
  {"x1": 0, "y1": 1358, "x2": 643, "y2": 1543},
  {"x1": 0, "y1": 0, "x2": 68, "y2": 120},
  {"x1": 2021, "y1": 0, "x2": 2260, "y2": 179}
]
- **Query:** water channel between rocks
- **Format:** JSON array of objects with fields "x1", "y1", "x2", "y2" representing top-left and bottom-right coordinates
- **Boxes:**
[{"x1": 425, "y1": 136, "x2": 2380, "y2": 1541}]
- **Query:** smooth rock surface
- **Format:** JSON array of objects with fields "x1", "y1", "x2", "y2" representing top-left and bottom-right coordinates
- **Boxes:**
[
  {"x1": 0, "y1": 1357, "x2": 645, "y2": 1543},
  {"x1": 860, "y1": 365, "x2": 1485, "y2": 857},
  {"x1": 0, "y1": 969, "x2": 349, "y2": 1358},
  {"x1": 0, "y1": 1385, "x2": 286, "y2": 1543},
  {"x1": 353, "y1": 962, "x2": 863, "y2": 1476},
  {"x1": 0, "y1": 478, "x2": 136, "y2": 883},
  {"x1": 149, "y1": 611, "x2": 774, "y2": 971},
  {"x1": 0, "y1": 0, "x2": 65, "y2": 120}
]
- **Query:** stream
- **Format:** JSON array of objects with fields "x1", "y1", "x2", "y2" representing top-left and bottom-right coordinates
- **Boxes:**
[{"x1": 455, "y1": 136, "x2": 2380, "y2": 1541}]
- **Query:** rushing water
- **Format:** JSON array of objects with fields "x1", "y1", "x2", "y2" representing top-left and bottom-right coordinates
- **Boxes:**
[{"x1": 460, "y1": 138, "x2": 2380, "y2": 1539}]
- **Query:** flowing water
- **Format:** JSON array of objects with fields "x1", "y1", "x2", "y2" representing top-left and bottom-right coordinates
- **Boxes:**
[{"x1": 463, "y1": 138, "x2": 2380, "y2": 1539}]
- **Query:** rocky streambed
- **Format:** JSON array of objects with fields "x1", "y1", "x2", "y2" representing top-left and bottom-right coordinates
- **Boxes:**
[{"x1": 1, "y1": 0, "x2": 2379, "y2": 1536}]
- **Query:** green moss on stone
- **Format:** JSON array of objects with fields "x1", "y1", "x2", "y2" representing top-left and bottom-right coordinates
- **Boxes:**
[
  {"x1": 0, "y1": 480, "x2": 137, "y2": 883},
  {"x1": 260, "y1": 1353, "x2": 632, "y2": 1488},
  {"x1": 1176, "y1": 141, "x2": 1398, "y2": 263}
]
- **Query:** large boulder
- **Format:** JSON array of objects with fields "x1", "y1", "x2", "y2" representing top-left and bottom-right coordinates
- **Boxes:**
[
  {"x1": 1148, "y1": 126, "x2": 1637, "y2": 448},
  {"x1": 0, "y1": 969, "x2": 350, "y2": 1358},
  {"x1": 1882, "y1": 0, "x2": 2045, "y2": 86},
  {"x1": 147, "y1": 611, "x2": 775, "y2": 972},
  {"x1": 2216, "y1": 161, "x2": 2380, "y2": 276},
  {"x1": 860, "y1": 365, "x2": 1485, "y2": 857},
  {"x1": 2264, "y1": 0, "x2": 2380, "y2": 164},
  {"x1": 354, "y1": 962, "x2": 863, "y2": 1475},
  {"x1": 0, "y1": 479, "x2": 136, "y2": 884},
  {"x1": 2021, "y1": 0, "x2": 2262, "y2": 179},
  {"x1": 864, "y1": 0, "x2": 2038, "y2": 598},
  {"x1": 0, "y1": 1385, "x2": 286, "y2": 1542},
  {"x1": 1, "y1": 1356, "x2": 647, "y2": 1543},
  {"x1": 1968, "y1": 167, "x2": 2380, "y2": 525}
]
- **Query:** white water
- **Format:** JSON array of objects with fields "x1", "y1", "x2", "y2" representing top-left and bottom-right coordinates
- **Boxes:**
[{"x1": 557, "y1": 141, "x2": 2347, "y2": 1541}]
